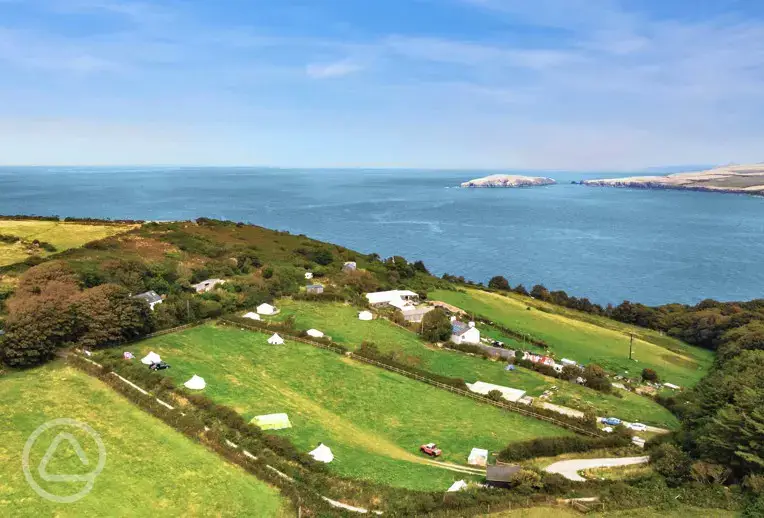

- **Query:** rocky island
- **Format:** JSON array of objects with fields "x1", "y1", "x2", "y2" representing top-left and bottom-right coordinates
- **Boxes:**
[
  {"x1": 580, "y1": 164, "x2": 764, "y2": 196},
  {"x1": 460, "y1": 174, "x2": 556, "y2": 188}
]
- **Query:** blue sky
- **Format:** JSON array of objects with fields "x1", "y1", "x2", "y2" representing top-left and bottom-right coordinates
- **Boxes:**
[{"x1": 1, "y1": 0, "x2": 763, "y2": 169}]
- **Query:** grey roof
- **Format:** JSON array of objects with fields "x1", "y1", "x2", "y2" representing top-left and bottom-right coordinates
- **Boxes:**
[
  {"x1": 451, "y1": 321, "x2": 472, "y2": 336},
  {"x1": 133, "y1": 291, "x2": 162, "y2": 304},
  {"x1": 306, "y1": 284, "x2": 324, "y2": 289},
  {"x1": 486, "y1": 464, "x2": 521, "y2": 483}
]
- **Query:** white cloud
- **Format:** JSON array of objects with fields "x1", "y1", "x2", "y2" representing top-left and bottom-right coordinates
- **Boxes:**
[{"x1": 305, "y1": 59, "x2": 362, "y2": 79}]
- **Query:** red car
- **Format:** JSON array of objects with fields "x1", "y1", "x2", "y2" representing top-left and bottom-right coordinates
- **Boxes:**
[{"x1": 420, "y1": 443, "x2": 442, "y2": 457}]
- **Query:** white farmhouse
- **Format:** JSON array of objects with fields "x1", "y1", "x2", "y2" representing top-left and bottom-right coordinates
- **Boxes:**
[
  {"x1": 451, "y1": 318, "x2": 480, "y2": 344},
  {"x1": 133, "y1": 290, "x2": 163, "y2": 311}
]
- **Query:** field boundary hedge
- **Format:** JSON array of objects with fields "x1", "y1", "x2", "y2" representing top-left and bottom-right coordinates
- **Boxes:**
[{"x1": 219, "y1": 317, "x2": 600, "y2": 436}]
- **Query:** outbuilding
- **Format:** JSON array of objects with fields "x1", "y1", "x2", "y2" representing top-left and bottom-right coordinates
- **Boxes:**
[
  {"x1": 306, "y1": 284, "x2": 324, "y2": 295},
  {"x1": 466, "y1": 381, "x2": 526, "y2": 402},
  {"x1": 485, "y1": 464, "x2": 521, "y2": 488},
  {"x1": 192, "y1": 278, "x2": 225, "y2": 293}
]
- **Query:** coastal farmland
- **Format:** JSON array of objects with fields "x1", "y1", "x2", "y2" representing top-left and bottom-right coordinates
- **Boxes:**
[
  {"x1": 0, "y1": 219, "x2": 135, "y2": 267},
  {"x1": 110, "y1": 324, "x2": 573, "y2": 490},
  {"x1": 429, "y1": 288, "x2": 713, "y2": 388},
  {"x1": 0, "y1": 362, "x2": 289, "y2": 518},
  {"x1": 271, "y1": 299, "x2": 678, "y2": 428}
]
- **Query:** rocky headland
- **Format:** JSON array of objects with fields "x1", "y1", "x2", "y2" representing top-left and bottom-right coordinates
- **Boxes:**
[{"x1": 579, "y1": 164, "x2": 764, "y2": 196}]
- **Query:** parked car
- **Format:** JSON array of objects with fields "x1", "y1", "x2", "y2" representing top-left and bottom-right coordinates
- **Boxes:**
[
  {"x1": 420, "y1": 443, "x2": 442, "y2": 457},
  {"x1": 149, "y1": 361, "x2": 171, "y2": 371},
  {"x1": 628, "y1": 422, "x2": 647, "y2": 432},
  {"x1": 602, "y1": 417, "x2": 621, "y2": 426}
]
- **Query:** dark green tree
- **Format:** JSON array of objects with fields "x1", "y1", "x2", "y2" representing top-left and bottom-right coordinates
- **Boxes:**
[
  {"x1": 488, "y1": 276, "x2": 510, "y2": 290},
  {"x1": 420, "y1": 308, "x2": 452, "y2": 342}
]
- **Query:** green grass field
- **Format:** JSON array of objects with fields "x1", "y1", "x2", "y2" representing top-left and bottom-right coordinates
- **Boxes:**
[
  {"x1": 110, "y1": 324, "x2": 573, "y2": 490},
  {"x1": 0, "y1": 219, "x2": 135, "y2": 266},
  {"x1": 270, "y1": 299, "x2": 678, "y2": 428},
  {"x1": 486, "y1": 506, "x2": 737, "y2": 518},
  {"x1": 0, "y1": 362, "x2": 288, "y2": 517},
  {"x1": 429, "y1": 288, "x2": 713, "y2": 388}
]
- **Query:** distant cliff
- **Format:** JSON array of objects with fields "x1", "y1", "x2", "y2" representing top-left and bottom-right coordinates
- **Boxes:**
[
  {"x1": 461, "y1": 174, "x2": 556, "y2": 188},
  {"x1": 580, "y1": 164, "x2": 764, "y2": 196}
]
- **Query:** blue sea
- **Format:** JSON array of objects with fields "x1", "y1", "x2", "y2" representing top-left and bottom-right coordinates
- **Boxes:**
[{"x1": 1, "y1": 166, "x2": 763, "y2": 306}]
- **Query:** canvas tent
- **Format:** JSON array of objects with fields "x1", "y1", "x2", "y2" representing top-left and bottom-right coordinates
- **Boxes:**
[
  {"x1": 468, "y1": 448, "x2": 489, "y2": 467},
  {"x1": 243, "y1": 312, "x2": 261, "y2": 321},
  {"x1": 184, "y1": 375, "x2": 206, "y2": 390},
  {"x1": 257, "y1": 303, "x2": 277, "y2": 315},
  {"x1": 466, "y1": 381, "x2": 526, "y2": 402},
  {"x1": 306, "y1": 329, "x2": 324, "y2": 338},
  {"x1": 141, "y1": 351, "x2": 161, "y2": 365},
  {"x1": 309, "y1": 443, "x2": 334, "y2": 463},
  {"x1": 358, "y1": 310, "x2": 373, "y2": 321},
  {"x1": 268, "y1": 333, "x2": 285, "y2": 345},
  {"x1": 447, "y1": 480, "x2": 468, "y2": 492},
  {"x1": 250, "y1": 413, "x2": 292, "y2": 430}
]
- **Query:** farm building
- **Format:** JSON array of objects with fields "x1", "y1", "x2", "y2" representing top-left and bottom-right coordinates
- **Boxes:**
[
  {"x1": 192, "y1": 278, "x2": 225, "y2": 293},
  {"x1": 466, "y1": 381, "x2": 526, "y2": 402},
  {"x1": 365, "y1": 290, "x2": 419, "y2": 308},
  {"x1": 401, "y1": 306, "x2": 434, "y2": 323},
  {"x1": 257, "y1": 303, "x2": 277, "y2": 315},
  {"x1": 133, "y1": 290, "x2": 163, "y2": 311},
  {"x1": 342, "y1": 261, "x2": 357, "y2": 272},
  {"x1": 485, "y1": 464, "x2": 521, "y2": 488},
  {"x1": 306, "y1": 284, "x2": 324, "y2": 294},
  {"x1": 450, "y1": 318, "x2": 480, "y2": 344}
]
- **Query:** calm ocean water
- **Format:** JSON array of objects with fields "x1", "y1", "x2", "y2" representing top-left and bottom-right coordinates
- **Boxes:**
[{"x1": 1, "y1": 166, "x2": 763, "y2": 306}]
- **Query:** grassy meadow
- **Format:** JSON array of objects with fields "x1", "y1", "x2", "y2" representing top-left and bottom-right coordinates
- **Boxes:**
[
  {"x1": 429, "y1": 288, "x2": 713, "y2": 388},
  {"x1": 109, "y1": 324, "x2": 573, "y2": 490},
  {"x1": 0, "y1": 219, "x2": 135, "y2": 267},
  {"x1": 270, "y1": 299, "x2": 678, "y2": 427},
  {"x1": 0, "y1": 362, "x2": 289, "y2": 517}
]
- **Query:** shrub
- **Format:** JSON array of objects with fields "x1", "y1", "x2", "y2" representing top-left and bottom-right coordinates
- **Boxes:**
[
  {"x1": 650, "y1": 443, "x2": 692, "y2": 486},
  {"x1": 498, "y1": 435, "x2": 632, "y2": 462},
  {"x1": 641, "y1": 368, "x2": 659, "y2": 382},
  {"x1": 486, "y1": 389, "x2": 504, "y2": 402}
]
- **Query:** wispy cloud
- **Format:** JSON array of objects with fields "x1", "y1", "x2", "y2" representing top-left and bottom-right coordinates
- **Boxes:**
[{"x1": 305, "y1": 59, "x2": 362, "y2": 79}]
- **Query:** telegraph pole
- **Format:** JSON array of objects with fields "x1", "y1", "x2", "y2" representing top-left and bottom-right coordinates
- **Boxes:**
[{"x1": 629, "y1": 333, "x2": 634, "y2": 360}]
